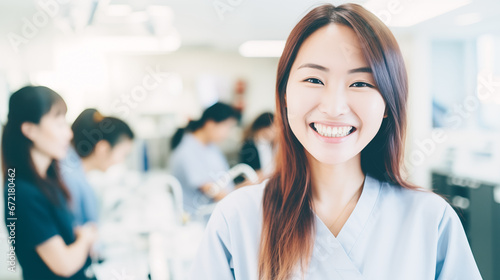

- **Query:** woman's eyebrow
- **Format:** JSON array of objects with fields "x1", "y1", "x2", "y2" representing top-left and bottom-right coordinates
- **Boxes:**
[
  {"x1": 348, "y1": 67, "x2": 372, "y2": 74},
  {"x1": 297, "y1": 64, "x2": 372, "y2": 74},
  {"x1": 297, "y1": 63, "x2": 329, "y2": 72}
]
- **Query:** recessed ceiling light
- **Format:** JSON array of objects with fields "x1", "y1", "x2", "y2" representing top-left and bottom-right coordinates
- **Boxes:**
[
  {"x1": 84, "y1": 36, "x2": 181, "y2": 53},
  {"x1": 454, "y1": 13, "x2": 482, "y2": 26},
  {"x1": 239, "y1": 40, "x2": 285, "y2": 57},
  {"x1": 364, "y1": 0, "x2": 472, "y2": 27}
]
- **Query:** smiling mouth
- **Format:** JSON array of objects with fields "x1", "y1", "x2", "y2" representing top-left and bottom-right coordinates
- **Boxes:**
[{"x1": 310, "y1": 123, "x2": 357, "y2": 138}]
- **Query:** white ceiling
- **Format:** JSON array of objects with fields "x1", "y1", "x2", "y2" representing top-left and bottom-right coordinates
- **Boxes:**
[{"x1": 1, "y1": 0, "x2": 499, "y2": 52}]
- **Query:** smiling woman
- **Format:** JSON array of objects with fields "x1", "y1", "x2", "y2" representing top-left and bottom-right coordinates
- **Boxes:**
[
  {"x1": 286, "y1": 24, "x2": 386, "y2": 160},
  {"x1": 190, "y1": 3, "x2": 482, "y2": 280}
]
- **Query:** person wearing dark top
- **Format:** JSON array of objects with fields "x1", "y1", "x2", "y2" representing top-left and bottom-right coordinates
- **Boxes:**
[
  {"x1": 239, "y1": 112, "x2": 276, "y2": 179},
  {"x1": 1, "y1": 86, "x2": 97, "y2": 279}
]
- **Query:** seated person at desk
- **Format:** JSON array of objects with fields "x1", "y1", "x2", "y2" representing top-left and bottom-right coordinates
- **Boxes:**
[
  {"x1": 60, "y1": 109, "x2": 134, "y2": 226},
  {"x1": 239, "y1": 112, "x2": 276, "y2": 179},
  {"x1": 2, "y1": 86, "x2": 97, "y2": 279},
  {"x1": 169, "y1": 102, "x2": 238, "y2": 216}
]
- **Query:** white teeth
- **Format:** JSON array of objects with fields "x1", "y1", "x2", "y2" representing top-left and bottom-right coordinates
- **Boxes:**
[{"x1": 313, "y1": 123, "x2": 353, "y2": 138}]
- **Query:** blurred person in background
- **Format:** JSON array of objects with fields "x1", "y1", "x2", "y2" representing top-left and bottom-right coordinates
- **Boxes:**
[
  {"x1": 2, "y1": 86, "x2": 97, "y2": 280},
  {"x1": 59, "y1": 108, "x2": 135, "y2": 226},
  {"x1": 169, "y1": 102, "x2": 238, "y2": 217},
  {"x1": 239, "y1": 112, "x2": 276, "y2": 179}
]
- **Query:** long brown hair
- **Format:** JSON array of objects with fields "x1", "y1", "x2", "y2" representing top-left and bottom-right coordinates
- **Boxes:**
[{"x1": 259, "y1": 3, "x2": 418, "y2": 279}]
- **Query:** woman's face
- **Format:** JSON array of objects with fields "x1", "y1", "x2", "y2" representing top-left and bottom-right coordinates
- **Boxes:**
[
  {"x1": 27, "y1": 105, "x2": 73, "y2": 160},
  {"x1": 286, "y1": 24, "x2": 386, "y2": 165},
  {"x1": 93, "y1": 139, "x2": 133, "y2": 172},
  {"x1": 207, "y1": 118, "x2": 237, "y2": 143},
  {"x1": 257, "y1": 126, "x2": 276, "y2": 143}
]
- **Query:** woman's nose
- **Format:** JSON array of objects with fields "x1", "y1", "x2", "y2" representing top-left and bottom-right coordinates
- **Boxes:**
[{"x1": 317, "y1": 85, "x2": 350, "y2": 117}]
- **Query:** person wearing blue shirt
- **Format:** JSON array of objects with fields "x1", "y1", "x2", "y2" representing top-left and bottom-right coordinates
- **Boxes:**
[
  {"x1": 60, "y1": 147, "x2": 97, "y2": 226},
  {"x1": 59, "y1": 109, "x2": 134, "y2": 226},
  {"x1": 191, "y1": 4, "x2": 481, "y2": 280},
  {"x1": 169, "y1": 102, "x2": 238, "y2": 218},
  {"x1": 2, "y1": 86, "x2": 97, "y2": 279}
]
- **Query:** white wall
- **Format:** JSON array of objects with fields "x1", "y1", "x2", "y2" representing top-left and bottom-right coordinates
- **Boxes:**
[{"x1": 103, "y1": 49, "x2": 279, "y2": 127}]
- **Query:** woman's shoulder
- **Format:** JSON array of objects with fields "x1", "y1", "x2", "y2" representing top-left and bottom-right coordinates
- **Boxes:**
[
  {"x1": 3, "y1": 177, "x2": 47, "y2": 203},
  {"x1": 240, "y1": 139, "x2": 257, "y2": 149},
  {"x1": 4, "y1": 177, "x2": 38, "y2": 192},
  {"x1": 170, "y1": 134, "x2": 203, "y2": 159},
  {"x1": 169, "y1": 136, "x2": 193, "y2": 162},
  {"x1": 378, "y1": 178, "x2": 451, "y2": 222},
  {"x1": 214, "y1": 179, "x2": 267, "y2": 219},
  {"x1": 386, "y1": 180, "x2": 447, "y2": 204},
  {"x1": 59, "y1": 147, "x2": 83, "y2": 175}
]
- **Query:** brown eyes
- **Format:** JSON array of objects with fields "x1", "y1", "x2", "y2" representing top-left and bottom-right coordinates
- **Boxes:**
[
  {"x1": 303, "y1": 78, "x2": 374, "y2": 88},
  {"x1": 350, "y1": 82, "x2": 374, "y2": 88},
  {"x1": 304, "y1": 78, "x2": 324, "y2": 85}
]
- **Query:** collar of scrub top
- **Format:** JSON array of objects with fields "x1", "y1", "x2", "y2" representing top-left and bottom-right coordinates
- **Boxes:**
[{"x1": 304, "y1": 174, "x2": 381, "y2": 279}]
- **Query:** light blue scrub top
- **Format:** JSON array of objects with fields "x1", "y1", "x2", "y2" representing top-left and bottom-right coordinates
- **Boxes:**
[
  {"x1": 190, "y1": 175, "x2": 482, "y2": 280},
  {"x1": 169, "y1": 133, "x2": 233, "y2": 216},
  {"x1": 59, "y1": 147, "x2": 99, "y2": 226}
]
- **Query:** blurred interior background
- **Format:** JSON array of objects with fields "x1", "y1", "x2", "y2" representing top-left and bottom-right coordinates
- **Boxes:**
[{"x1": 0, "y1": 0, "x2": 499, "y2": 279}]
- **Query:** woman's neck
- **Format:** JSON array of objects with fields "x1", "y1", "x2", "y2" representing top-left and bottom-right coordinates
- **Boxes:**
[
  {"x1": 192, "y1": 129, "x2": 209, "y2": 145},
  {"x1": 81, "y1": 157, "x2": 95, "y2": 173},
  {"x1": 309, "y1": 153, "x2": 365, "y2": 206},
  {"x1": 254, "y1": 132, "x2": 269, "y2": 144},
  {"x1": 30, "y1": 148, "x2": 52, "y2": 179}
]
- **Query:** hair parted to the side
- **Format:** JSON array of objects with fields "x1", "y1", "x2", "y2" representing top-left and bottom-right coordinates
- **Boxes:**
[{"x1": 258, "y1": 3, "x2": 419, "y2": 279}]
